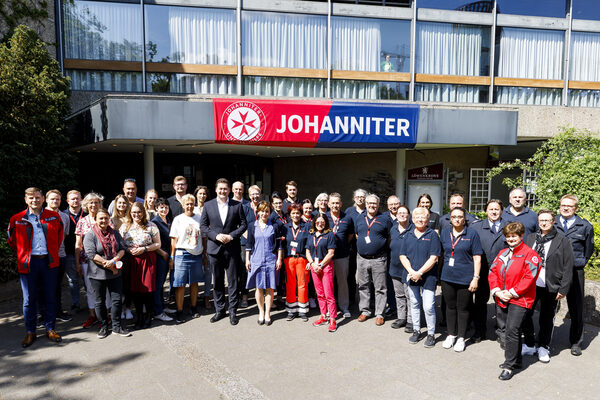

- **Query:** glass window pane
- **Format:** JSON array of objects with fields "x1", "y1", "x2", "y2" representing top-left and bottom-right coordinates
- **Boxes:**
[
  {"x1": 332, "y1": 17, "x2": 410, "y2": 72},
  {"x1": 244, "y1": 76, "x2": 326, "y2": 97},
  {"x1": 573, "y1": 0, "x2": 600, "y2": 21},
  {"x1": 242, "y1": 11, "x2": 327, "y2": 69},
  {"x1": 332, "y1": 81, "x2": 409, "y2": 100},
  {"x1": 145, "y1": 5, "x2": 236, "y2": 64},
  {"x1": 66, "y1": 69, "x2": 143, "y2": 92},
  {"x1": 497, "y1": 0, "x2": 566, "y2": 18},
  {"x1": 570, "y1": 32, "x2": 600, "y2": 81},
  {"x1": 495, "y1": 87, "x2": 562, "y2": 105},
  {"x1": 569, "y1": 90, "x2": 600, "y2": 107},
  {"x1": 146, "y1": 73, "x2": 235, "y2": 94},
  {"x1": 415, "y1": 84, "x2": 488, "y2": 103},
  {"x1": 418, "y1": 0, "x2": 493, "y2": 12},
  {"x1": 417, "y1": 22, "x2": 490, "y2": 76},
  {"x1": 63, "y1": 1, "x2": 142, "y2": 61},
  {"x1": 496, "y1": 28, "x2": 564, "y2": 79}
]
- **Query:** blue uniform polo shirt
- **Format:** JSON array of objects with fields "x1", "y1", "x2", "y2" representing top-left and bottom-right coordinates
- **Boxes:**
[
  {"x1": 282, "y1": 222, "x2": 308, "y2": 258},
  {"x1": 306, "y1": 231, "x2": 336, "y2": 262},
  {"x1": 268, "y1": 211, "x2": 287, "y2": 229},
  {"x1": 440, "y1": 226, "x2": 483, "y2": 286},
  {"x1": 353, "y1": 212, "x2": 392, "y2": 257},
  {"x1": 326, "y1": 211, "x2": 354, "y2": 259},
  {"x1": 389, "y1": 221, "x2": 413, "y2": 280},
  {"x1": 501, "y1": 206, "x2": 538, "y2": 237},
  {"x1": 399, "y1": 228, "x2": 442, "y2": 290}
]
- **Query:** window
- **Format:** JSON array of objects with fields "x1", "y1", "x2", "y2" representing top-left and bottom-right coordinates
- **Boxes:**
[
  {"x1": 573, "y1": 0, "x2": 600, "y2": 21},
  {"x1": 496, "y1": 0, "x2": 567, "y2": 18},
  {"x1": 416, "y1": 84, "x2": 489, "y2": 103},
  {"x1": 332, "y1": 81, "x2": 409, "y2": 100},
  {"x1": 66, "y1": 70, "x2": 143, "y2": 92},
  {"x1": 495, "y1": 86, "x2": 562, "y2": 105},
  {"x1": 244, "y1": 76, "x2": 326, "y2": 98},
  {"x1": 469, "y1": 168, "x2": 490, "y2": 212},
  {"x1": 146, "y1": 73, "x2": 235, "y2": 94},
  {"x1": 523, "y1": 169, "x2": 537, "y2": 208},
  {"x1": 418, "y1": 0, "x2": 493, "y2": 13}
]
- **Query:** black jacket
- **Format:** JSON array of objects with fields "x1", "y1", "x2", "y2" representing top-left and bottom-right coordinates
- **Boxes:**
[
  {"x1": 525, "y1": 231, "x2": 574, "y2": 295},
  {"x1": 554, "y1": 215, "x2": 594, "y2": 269},
  {"x1": 200, "y1": 198, "x2": 247, "y2": 256},
  {"x1": 471, "y1": 218, "x2": 508, "y2": 270}
]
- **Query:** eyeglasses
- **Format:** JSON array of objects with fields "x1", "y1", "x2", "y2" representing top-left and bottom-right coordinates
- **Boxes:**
[{"x1": 538, "y1": 219, "x2": 554, "y2": 223}]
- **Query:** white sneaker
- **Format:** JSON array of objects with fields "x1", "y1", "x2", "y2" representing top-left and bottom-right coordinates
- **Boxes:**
[
  {"x1": 154, "y1": 312, "x2": 173, "y2": 322},
  {"x1": 309, "y1": 298, "x2": 317, "y2": 309},
  {"x1": 163, "y1": 307, "x2": 176, "y2": 314},
  {"x1": 124, "y1": 308, "x2": 134, "y2": 320},
  {"x1": 443, "y1": 335, "x2": 457, "y2": 349},
  {"x1": 453, "y1": 337, "x2": 466, "y2": 352},
  {"x1": 522, "y1": 344, "x2": 537, "y2": 356},
  {"x1": 538, "y1": 347, "x2": 550, "y2": 363}
]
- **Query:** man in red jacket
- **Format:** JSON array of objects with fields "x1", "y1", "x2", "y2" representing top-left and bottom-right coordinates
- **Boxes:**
[{"x1": 7, "y1": 187, "x2": 64, "y2": 348}]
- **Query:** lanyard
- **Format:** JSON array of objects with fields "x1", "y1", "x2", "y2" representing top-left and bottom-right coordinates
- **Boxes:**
[
  {"x1": 69, "y1": 209, "x2": 82, "y2": 227},
  {"x1": 277, "y1": 212, "x2": 287, "y2": 225},
  {"x1": 291, "y1": 225, "x2": 302, "y2": 241},
  {"x1": 331, "y1": 214, "x2": 340, "y2": 233},
  {"x1": 313, "y1": 234, "x2": 325, "y2": 254},
  {"x1": 450, "y1": 231, "x2": 463, "y2": 257},
  {"x1": 364, "y1": 216, "x2": 378, "y2": 236}
]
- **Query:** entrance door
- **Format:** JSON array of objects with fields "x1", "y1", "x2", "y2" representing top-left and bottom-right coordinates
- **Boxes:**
[{"x1": 406, "y1": 182, "x2": 443, "y2": 215}]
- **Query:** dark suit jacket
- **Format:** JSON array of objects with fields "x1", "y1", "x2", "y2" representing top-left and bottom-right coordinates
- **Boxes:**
[
  {"x1": 200, "y1": 198, "x2": 247, "y2": 256},
  {"x1": 525, "y1": 231, "x2": 574, "y2": 295},
  {"x1": 471, "y1": 218, "x2": 508, "y2": 270}
]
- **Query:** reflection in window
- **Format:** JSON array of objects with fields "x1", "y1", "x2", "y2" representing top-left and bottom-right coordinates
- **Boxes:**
[
  {"x1": 415, "y1": 84, "x2": 488, "y2": 103},
  {"x1": 496, "y1": 0, "x2": 566, "y2": 18},
  {"x1": 416, "y1": 22, "x2": 489, "y2": 101},
  {"x1": 332, "y1": 81, "x2": 409, "y2": 100},
  {"x1": 569, "y1": 90, "x2": 600, "y2": 107},
  {"x1": 146, "y1": 73, "x2": 235, "y2": 94},
  {"x1": 573, "y1": 0, "x2": 600, "y2": 21},
  {"x1": 570, "y1": 32, "x2": 600, "y2": 82},
  {"x1": 144, "y1": 6, "x2": 235, "y2": 65},
  {"x1": 332, "y1": 17, "x2": 410, "y2": 73},
  {"x1": 495, "y1": 87, "x2": 562, "y2": 105},
  {"x1": 418, "y1": 0, "x2": 493, "y2": 12},
  {"x1": 242, "y1": 12, "x2": 326, "y2": 69},
  {"x1": 244, "y1": 76, "x2": 326, "y2": 98},
  {"x1": 66, "y1": 70, "x2": 143, "y2": 92},
  {"x1": 63, "y1": 1, "x2": 142, "y2": 61}
]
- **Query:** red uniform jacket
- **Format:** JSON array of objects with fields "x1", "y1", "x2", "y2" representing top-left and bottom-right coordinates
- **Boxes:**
[
  {"x1": 488, "y1": 241, "x2": 542, "y2": 309},
  {"x1": 7, "y1": 209, "x2": 64, "y2": 273}
]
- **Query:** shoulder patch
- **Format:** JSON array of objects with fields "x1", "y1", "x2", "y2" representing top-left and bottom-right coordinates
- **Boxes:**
[{"x1": 532, "y1": 256, "x2": 539, "y2": 264}]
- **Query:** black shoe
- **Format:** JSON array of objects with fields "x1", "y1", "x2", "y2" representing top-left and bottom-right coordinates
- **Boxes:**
[
  {"x1": 229, "y1": 313, "x2": 239, "y2": 326},
  {"x1": 112, "y1": 326, "x2": 131, "y2": 337},
  {"x1": 257, "y1": 319, "x2": 265, "y2": 326},
  {"x1": 571, "y1": 344, "x2": 582, "y2": 356},
  {"x1": 134, "y1": 314, "x2": 144, "y2": 330},
  {"x1": 498, "y1": 369, "x2": 513, "y2": 381},
  {"x1": 499, "y1": 362, "x2": 522, "y2": 370},
  {"x1": 404, "y1": 325, "x2": 414, "y2": 334},
  {"x1": 210, "y1": 312, "x2": 226, "y2": 323},
  {"x1": 300, "y1": 314, "x2": 309, "y2": 322},
  {"x1": 56, "y1": 311, "x2": 72, "y2": 322},
  {"x1": 97, "y1": 325, "x2": 109, "y2": 339},
  {"x1": 409, "y1": 331, "x2": 420, "y2": 344},
  {"x1": 37, "y1": 315, "x2": 44, "y2": 329},
  {"x1": 266, "y1": 319, "x2": 273, "y2": 326},
  {"x1": 286, "y1": 313, "x2": 296, "y2": 321},
  {"x1": 175, "y1": 311, "x2": 185, "y2": 324},
  {"x1": 472, "y1": 335, "x2": 482, "y2": 344},
  {"x1": 143, "y1": 313, "x2": 152, "y2": 329},
  {"x1": 190, "y1": 306, "x2": 200, "y2": 319},
  {"x1": 424, "y1": 334, "x2": 435, "y2": 348},
  {"x1": 391, "y1": 319, "x2": 406, "y2": 329}
]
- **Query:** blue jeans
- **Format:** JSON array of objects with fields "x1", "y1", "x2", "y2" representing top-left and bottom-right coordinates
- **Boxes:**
[
  {"x1": 63, "y1": 254, "x2": 81, "y2": 307},
  {"x1": 153, "y1": 255, "x2": 169, "y2": 314},
  {"x1": 20, "y1": 257, "x2": 58, "y2": 332},
  {"x1": 407, "y1": 285, "x2": 436, "y2": 335}
]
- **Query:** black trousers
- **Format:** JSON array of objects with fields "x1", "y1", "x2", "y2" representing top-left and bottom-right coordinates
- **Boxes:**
[
  {"x1": 210, "y1": 248, "x2": 240, "y2": 314},
  {"x1": 567, "y1": 268, "x2": 585, "y2": 346},
  {"x1": 522, "y1": 285, "x2": 559, "y2": 349},
  {"x1": 89, "y1": 277, "x2": 123, "y2": 329},
  {"x1": 473, "y1": 276, "x2": 490, "y2": 338},
  {"x1": 442, "y1": 281, "x2": 471, "y2": 338},
  {"x1": 131, "y1": 291, "x2": 153, "y2": 319},
  {"x1": 496, "y1": 303, "x2": 528, "y2": 370},
  {"x1": 238, "y1": 245, "x2": 248, "y2": 297}
]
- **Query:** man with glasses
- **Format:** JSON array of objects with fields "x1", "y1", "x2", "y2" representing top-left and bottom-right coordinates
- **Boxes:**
[
  {"x1": 168, "y1": 176, "x2": 189, "y2": 218},
  {"x1": 353, "y1": 194, "x2": 392, "y2": 326},
  {"x1": 108, "y1": 178, "x2": 144, "y2": 214},
  {"x1": 8, "y1": 187, "x2": 64, "y2": 347},
  {"x1": 555, "y1": 194, "x2": 594, "y2": 356}
]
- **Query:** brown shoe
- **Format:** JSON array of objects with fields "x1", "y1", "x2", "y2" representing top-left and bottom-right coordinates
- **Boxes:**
[
  {"x1": 375, "y1": 317, "x2": 384, "y2": 326},
  {"x1": 357, "y1": 314, "x2": 368, "y2": 322},
  {"x1": 46, "y1": 330, "x2": 62, "y2": 343},
  {"x1": 21, "y1": 332, "x2": 36, "y2": 348}
]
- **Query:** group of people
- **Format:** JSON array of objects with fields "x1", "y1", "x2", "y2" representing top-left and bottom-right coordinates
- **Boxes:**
[{"x1": 8, "y1": 179, "x2": 594, "y2": 381}]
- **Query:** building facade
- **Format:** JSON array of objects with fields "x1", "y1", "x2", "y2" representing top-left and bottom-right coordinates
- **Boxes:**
[{"x1": 48, "y1": 0, "x2": 600, "y2": 210}]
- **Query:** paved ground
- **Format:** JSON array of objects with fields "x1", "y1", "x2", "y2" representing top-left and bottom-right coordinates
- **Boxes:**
[{"x1": 0, "y1": 280, "x2": 598, "y2": 400}]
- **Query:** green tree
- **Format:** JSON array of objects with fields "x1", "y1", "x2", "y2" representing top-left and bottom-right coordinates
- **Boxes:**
[
  {"x1": 0, "y1": 25, "x2": 75, "y2": 280},
  {"x1": 487, "y1": 127, "x2": 600, "y2": 218}
]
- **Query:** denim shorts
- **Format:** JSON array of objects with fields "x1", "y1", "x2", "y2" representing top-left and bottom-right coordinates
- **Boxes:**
[{"x1": 173, "y1": 250, "x2": 204, "y2": 287}]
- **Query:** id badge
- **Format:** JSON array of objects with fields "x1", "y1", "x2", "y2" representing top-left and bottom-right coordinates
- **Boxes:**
[
  {"x1": 291, "y1": 248, "x2": 297, "y2": 256},
  {"x1": 449, "y1": 257, "x2": 455, "y2": 267},
  {"x1": 315, "y1": 258, "x2": 320, "y2": 266},
  {"x1": 291, "y1": 241, "x2": 298, "y2": 248},
  {"x1": 365, "y1": 236, "x2": 371, "y2": 244}
]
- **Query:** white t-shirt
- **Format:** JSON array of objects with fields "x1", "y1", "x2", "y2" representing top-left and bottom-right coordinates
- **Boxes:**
[{"x1": 169, "y1": 214, "x2": 203, "y2": 255}]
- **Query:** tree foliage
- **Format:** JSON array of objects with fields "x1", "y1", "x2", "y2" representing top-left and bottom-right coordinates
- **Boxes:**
[
  {"x1": 487, "y1": 127, "x2": 600, "y2": 218},
  {"x1": 0, "y1": 0, "x2": 49, "y2": 42}
]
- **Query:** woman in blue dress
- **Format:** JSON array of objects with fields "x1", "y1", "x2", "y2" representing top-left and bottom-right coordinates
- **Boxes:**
[{"x1": 246, "y1": 201, "x2": 284, "y2": 325}]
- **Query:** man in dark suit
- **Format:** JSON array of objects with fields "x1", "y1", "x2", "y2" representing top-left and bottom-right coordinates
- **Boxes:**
[{"x1": 200, "y1": 178, "x2": 247, "y2": 325}]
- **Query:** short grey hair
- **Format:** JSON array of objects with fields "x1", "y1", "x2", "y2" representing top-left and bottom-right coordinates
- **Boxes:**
[
  {"x1": 365, "y1": 193, "x2": 380, "y2": 205},
  {"x1": 82, "y1": 192, "x2": 104, "y2": 212}
]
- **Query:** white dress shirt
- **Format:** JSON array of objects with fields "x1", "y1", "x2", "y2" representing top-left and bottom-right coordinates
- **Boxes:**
[{"x1": 217, "y1": 198, "x2": 229, "y2": 226}]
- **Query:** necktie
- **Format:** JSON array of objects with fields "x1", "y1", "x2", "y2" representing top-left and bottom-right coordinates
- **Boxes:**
[{"x1": 563, "y1": 220, "x2": 568, "y2": 232}]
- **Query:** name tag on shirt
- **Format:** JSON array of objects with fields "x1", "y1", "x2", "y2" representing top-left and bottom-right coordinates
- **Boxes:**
[
  {"x1": 449, "y1": 257, "x2": 455, "y2": 267},
  {"x1": 365, "y1": 236, "x2": 371, "y2": 244},
  {"x1": 175, "y1": 249, "x2": 184, "y2": 256},
  {"x1": 291, "y1": 248, "x2": 297, "y2": 256},
  {"x1": 290, "y1": 241, "x2": 298, "y2": 248}
]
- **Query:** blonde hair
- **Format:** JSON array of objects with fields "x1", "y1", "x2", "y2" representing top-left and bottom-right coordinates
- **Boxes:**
[
  {"x1": 144, "y1": 189, "x2": 158, "y2": 210},
  {"x1": 112, "y1": 194, "x2": 130, "y2": 219},
  {"x1": 82, "y1": 192, "x2": 104, "y2": 213}
]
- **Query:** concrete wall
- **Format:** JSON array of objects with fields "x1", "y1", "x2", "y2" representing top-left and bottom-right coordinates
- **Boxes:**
[{"x1": 518, "y1": 106, "x2": 600, "y2": 139}]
